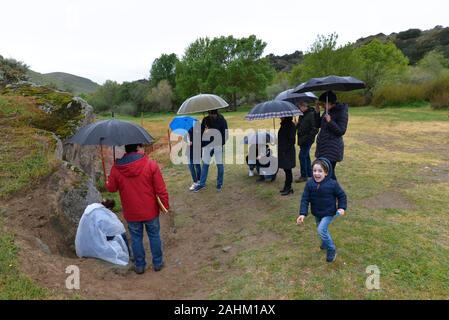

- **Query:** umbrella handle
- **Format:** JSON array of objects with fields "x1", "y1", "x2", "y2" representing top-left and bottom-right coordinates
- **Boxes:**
[
  {"x1": 167, "y1": 128, "x2": 172, "y2": 153},
  {"x1": 100, "y1": 144, "x2": 108, "y2": 184}
]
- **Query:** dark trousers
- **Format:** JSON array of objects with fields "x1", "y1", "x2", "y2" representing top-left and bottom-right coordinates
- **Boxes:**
[
  {"x1": 330, "y1": 161, "x2": 337, "y2": 180},
  {"x1": 283, "y1": 168, "x2": 293, "y2": 190}
]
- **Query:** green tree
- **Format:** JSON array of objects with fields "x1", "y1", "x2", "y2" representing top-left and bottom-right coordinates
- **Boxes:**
[
  {"x1": 289, "y1": 33, "x2": 362, "y2": 86},
  {"x1": 176, "y1": 35, "x2": 274, "y2": 110},
  {"x1": 147, "y1": 80, "x2": 174, "y2": 112},
  {"x1": 86, "y1": 80, "x2": 121, "y2": 113},
  {"x1": 149, "y1": 53, "x2": 179, "y2": 88},
  {"x1": 355, "y1": 39, "x2": 409, "y2": 92},
  {"x1": 417, "y1": 50, "x2": 449, "y2": 75},
  {"x1": 0, "y1": 55, "x2": 29, "y2": 85}
]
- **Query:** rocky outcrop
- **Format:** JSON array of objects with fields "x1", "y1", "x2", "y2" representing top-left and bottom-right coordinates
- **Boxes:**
[{"x1": 1, "y1": 82, "x2": 102, "y2": 236}]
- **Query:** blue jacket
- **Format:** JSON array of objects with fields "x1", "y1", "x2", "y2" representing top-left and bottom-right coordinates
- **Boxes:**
[{"x1": 299, "y1": 158, "x2": 347, "y2": 218}]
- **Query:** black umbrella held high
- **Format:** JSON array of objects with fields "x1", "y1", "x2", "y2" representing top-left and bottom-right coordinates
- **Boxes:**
[
  {"x1": 293, "y1": 75, "x2": 365, "y2": 93},
  {"x1": 293, "y1": 75, "x2": 365, "y2": 115},
  {"x1": 67, "y1": 119, "x2": 154, "y2": 182}
]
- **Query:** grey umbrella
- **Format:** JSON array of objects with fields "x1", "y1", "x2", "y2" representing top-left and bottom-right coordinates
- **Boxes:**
[
  {"x1": 66, "y1": 119, "x2": 154, "y2": 182},
  {"x1": 275, "y1": 89, "x2": 318, "y2": 104},
  {"x1": 177, "y1": 94, "x2": 229, "y2": 114}
]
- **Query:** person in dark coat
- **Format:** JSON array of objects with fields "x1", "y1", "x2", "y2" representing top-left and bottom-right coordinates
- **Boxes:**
[
  {"x1": 296, "y1": 157, "x2": 347, "y2": 263},
  {"x1": 194, "y1": 109, "x2": 228, "y2": 192},
  {"x1": 314, "y1": 91, "x2": 349, "y2": 180},
  {"x1": 277, "y1": 117, "x2": 296, "y2": 196},
  {"x1": 295, "y1": 101, "x2": 318, "y2": 183}
]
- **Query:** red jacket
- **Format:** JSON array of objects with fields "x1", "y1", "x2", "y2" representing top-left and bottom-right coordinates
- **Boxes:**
[{"x1": 106, "y1": 152, "x2": 169, "y2": 222}]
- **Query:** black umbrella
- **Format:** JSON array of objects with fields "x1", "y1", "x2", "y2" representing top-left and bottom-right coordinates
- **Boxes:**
[
  {"x1": 294, "y1": 75, "x2": 365, "y2": 93},
  {"x1": 67, "y1": 119, "x2": 154, "y2": 146},
  {"x1": 293, "y1": 75, "x2": 365, "y2": 114},
  {"x1": 274, "y1": 89, "x2": 318, "y2": 104},
  {"x1": 67, "y1": 119, "x2": 154, "y2": 181}
]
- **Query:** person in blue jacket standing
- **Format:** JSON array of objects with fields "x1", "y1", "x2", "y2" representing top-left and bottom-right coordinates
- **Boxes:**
[{"x1": 296, "y1": 157, "x2": 347, "y2": 263}]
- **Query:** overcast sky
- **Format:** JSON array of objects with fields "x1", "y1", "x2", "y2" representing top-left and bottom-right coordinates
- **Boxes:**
[{"x1": 2, "y1": 0, "x2": 447, "y2": 84}]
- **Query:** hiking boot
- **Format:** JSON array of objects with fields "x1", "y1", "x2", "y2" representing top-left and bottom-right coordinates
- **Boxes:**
[
  {"x1": 320, "y1": 243, "x2": 326, "y2": 250},
  {"x1": 326, "y1": 250, "x2": 337, "y2": 263},
  {"x1": 134, "y1": 265, "x2": 145, "y2": 274},
  {"x1": 295, "y1": 176, "x2": 308, "y2": 183},
  {"x1": 280, "y1": 188, "x2": 294, "y2": 196},
  {"x1": 216, "y1": 185, "x2": 223, "y2": 192},
  {"x1": 153, "y1": 263, "x2": 164, "y2": 272},
  {"x1": 193, "y1": 184, "x2": 205, "y2": 193}
]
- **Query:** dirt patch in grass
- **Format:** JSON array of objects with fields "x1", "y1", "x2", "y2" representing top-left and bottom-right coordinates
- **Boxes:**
[
  {"x1": 360, "y1": 191, "x2": 416, "y2": 211},
  {"x1": 1, "y1": 165, "x2": 283, "y2": 299}
]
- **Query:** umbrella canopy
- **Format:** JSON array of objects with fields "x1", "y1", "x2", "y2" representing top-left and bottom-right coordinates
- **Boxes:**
[
  {"x1": 294, "y1": 75, "x2": 365, "y2": 93},
  {"x1": 177, "y1": 94, "x2": 229, "y2": 115},
  {"x1": 243, "y1": 131, "x2": 276, "y2": 144},
  {"x1": 67, "y1": 119, "x2": 154, "y2": 146},
  {"x1": 275, "y1": 89, "x2": 317, "y2": 104},
  {"x1": 169, "y1": 116, "x2": 198, "y2": 135},
  {"x1": 245, "y1": 100, "x2": 302, "y2": 121}
]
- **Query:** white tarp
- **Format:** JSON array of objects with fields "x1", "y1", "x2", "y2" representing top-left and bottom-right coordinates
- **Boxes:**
[{"x1": 75, "y1": 203, "x2": 129, "y2": 266}]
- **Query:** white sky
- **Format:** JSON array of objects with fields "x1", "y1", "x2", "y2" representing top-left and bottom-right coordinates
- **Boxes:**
[{"x1": 1, "y1": 0, "x2": 447, "y2": 84}]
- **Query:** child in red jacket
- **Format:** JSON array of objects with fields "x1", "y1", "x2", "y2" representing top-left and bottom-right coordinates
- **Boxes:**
[{"x1": 106, "y1": 144, "x2": 169, "y2": 274}]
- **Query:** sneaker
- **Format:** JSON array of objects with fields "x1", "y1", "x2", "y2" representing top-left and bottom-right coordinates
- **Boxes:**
[
  {"x1": 217, "y1": 185, "x2": 223, "y2": 192},
  {"x1": 153, "y1": 263, "x2": 164, "y2": 272},
  {"x1": 189, "y1": 182, "x2": 198, "y2": 191},
  {"x1": 326, "y1": 250, "x2": 337, "y2": 263},
  {"x1": 248, "y1": 169, "x2": 254, "y2": 177},
  {"x1": 134, "y1": 265, "x2": 145, "y2": 274},
  {"x1": 193, "y1": 184, "x2": 205, "y2": 193}
]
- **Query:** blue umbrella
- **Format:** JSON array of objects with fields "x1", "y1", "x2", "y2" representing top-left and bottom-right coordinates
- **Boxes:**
[{"x1": 169, "y1": 116, "x2": 198, "y2": 135}]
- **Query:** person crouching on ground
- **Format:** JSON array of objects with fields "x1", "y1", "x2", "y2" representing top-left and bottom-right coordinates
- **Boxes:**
[
  {"x1": 296, "y1": 157, "x2": 347, "y2": 263},
  {"x1": 106, "y1": 143, "x2": 169, "y2": 274}
]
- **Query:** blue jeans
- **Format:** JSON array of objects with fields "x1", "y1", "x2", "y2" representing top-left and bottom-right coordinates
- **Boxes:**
[
  {"x1": 315, "y1": 214, "x2": 338, "y2": 251},
  {"x1": 128, "y1": 217, "x2": 163, "y2": 269},
  {"x1": 199, "y1": 146, "x2": 224, "y2": 188},
  {"x1": 188, "y1": 163, "x2": 202, "y2": 183},
  {"x1": 299, "y1": 143, "x2": 312, "y2": 178}
]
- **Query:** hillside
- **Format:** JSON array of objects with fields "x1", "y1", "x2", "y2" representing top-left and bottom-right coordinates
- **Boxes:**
[
  {"x1": 27, "y1": 70, "x2": 100, "y2": 95},
  {"x1": 266, "y1": 26, "x2": 449, "y2": 70},
  {"x1": 354, "y1": 25, "x2": 449, "y2": 64}
]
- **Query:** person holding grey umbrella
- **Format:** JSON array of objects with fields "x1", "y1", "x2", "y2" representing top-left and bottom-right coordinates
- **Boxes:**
[{"x1": 314, "y1": 91, "x2": 349, "y2": 180}]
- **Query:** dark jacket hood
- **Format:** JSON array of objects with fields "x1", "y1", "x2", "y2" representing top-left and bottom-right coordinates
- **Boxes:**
[{"x1": 115, "y1": 152, "x2": 146, "y2": 177}]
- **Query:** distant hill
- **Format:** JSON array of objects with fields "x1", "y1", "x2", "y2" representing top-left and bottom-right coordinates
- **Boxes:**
[
  {"x1": 266, "y1": 26, "x2": 449, "y2": 70},
  {"x1": 27, "y1": 70, "x2": 100, "y2": 95},
  {"x1": 266, "y1": 50, "x2": 304, "y2": 72},
  {"x1": 354, "y1": 25, "x2": 449, "y2": 64}
]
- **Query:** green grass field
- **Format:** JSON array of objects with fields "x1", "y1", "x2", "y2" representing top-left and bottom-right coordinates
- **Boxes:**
[
  {"x1": 1, "y1": 103, "x2": 448, "y2": 299},
  {"x1": 107, "y1": 104, "x2": 449, "y2": 299}
]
